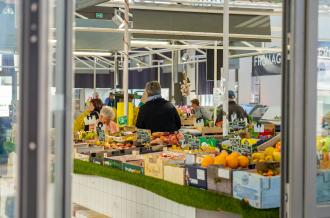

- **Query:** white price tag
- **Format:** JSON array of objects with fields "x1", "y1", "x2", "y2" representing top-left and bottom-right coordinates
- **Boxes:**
[
  {"x1": 190, "y1": 178, "x2": 198, "y2": 184},
  {"x1": 218, "y1": 168, "x2": 230, "y2": 179},
  {"x1": 254, "y1": 124, "x2": 265, "y2": 133},
  {"x1": 197, "y1": 169, "x2": 205, "y2": 180}
]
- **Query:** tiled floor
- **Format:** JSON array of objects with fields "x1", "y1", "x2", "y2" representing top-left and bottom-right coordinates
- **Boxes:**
[{"x1": 72, "y1": 174, "x2": 196, "y2": 218}]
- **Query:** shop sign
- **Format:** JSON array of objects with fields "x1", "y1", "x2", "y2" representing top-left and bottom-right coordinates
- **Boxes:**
[
  {"x1": 252, "y1": 53, "x2": 282, "y2": 76},
  {"x1": 95, "y1": 12, "x2": 104, "y2": 19}
]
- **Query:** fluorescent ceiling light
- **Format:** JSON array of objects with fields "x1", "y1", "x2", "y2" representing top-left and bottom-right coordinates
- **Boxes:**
[
  {"x1": 74, "y1": 51, "x2": 113, "y2": 57},
  {"x1": 131, "y1": 40, "x2": 170, "y2": 46}
]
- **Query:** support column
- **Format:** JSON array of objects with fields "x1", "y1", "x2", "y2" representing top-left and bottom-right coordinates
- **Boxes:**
[
  {"x1": 157, "y1": 63, "x2": 161, "y2": 83},
  {"x1": 213, "y1": 42, "x2": 218, "y2": 121},
  {"x1": 93, "y1": 57, "x2": 96, "y2": 91},
  {"x1": 222, "y1": 0, "x2": 229, "y2": 136},
  {"x1": 123, "y1": 0, "x2": 130, "y2": 116},
  {"x1": 114, "y1": 53, "x2": 118, "y2": 91}
]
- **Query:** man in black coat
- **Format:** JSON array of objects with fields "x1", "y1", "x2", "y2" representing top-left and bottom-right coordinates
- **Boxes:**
[{"x1": 136, "y1": 81, "x2": 181, "y2": 133}]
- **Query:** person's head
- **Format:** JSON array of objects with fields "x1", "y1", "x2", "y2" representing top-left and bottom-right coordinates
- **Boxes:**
[
  {"x1": 145, "y1": 81, "x2": 161, "y2": 97},
  {"x1": 109, "y1": 92, "x2": 114, "y2": 99},
  {"x1": 99, "y1": 106, "x2": 116, "y2": 124},
  {"x1": 93, "y1": 91, "x2": 100, "y2": 99},
  {"x1": 191, "y1": 99, "x2": 200, "y2": 110},
  {"x1": 90, "y1": 98, "x2": 103, "y2": 112},
  {"x1": 228, "y1": 90, "x2": 236, "y2": 102}
]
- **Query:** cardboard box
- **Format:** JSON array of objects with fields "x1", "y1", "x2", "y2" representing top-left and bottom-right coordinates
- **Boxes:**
[
  {"x1": 123, "y1": 160, "x2": 144, "y2": 175},
  {"x1": 207, "y1": 165, "x2": 236, "y2": 195},
  {"x1": 186, "y1": 165, "x2": 208, "y2": 189},
  {"x1": 76, "y1": 146, "x2": 104, "y2": 154},
  {"x1": 164, "y1": 164, "x2": 186, "y2": 186},
  {"x1": 144, "y1": 154, "x2": 167, "y2": 179},
  {"x1": 90, "y1": 156, "x2": 104, "y2": 165},
  {"x1": 104, "y1": 156, "x2": 124, "y2": 170},
  {"x1": 317, "y1": 170, "x2": 330, "y2": 203},
  {"x1": 74, "y1": 153, "x2": 90, "y2": 162},
  {"x1": 233, "y1": 170, "x2": 280, "y2": 209}
]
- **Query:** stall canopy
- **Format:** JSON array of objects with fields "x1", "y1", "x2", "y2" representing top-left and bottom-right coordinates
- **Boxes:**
[{"x1": 77, "y1": 6, "x2": 272, "y2": 42}]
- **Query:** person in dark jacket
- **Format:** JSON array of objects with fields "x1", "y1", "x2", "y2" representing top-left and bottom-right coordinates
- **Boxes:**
[
  {"x1": 136, "y1": 81, "x2": 181, "y2": 133},
  {"x1": 216, "y1": 90, "x2": 248, "y2": 122},
  {"x1": 84, "y1": 98, "x2": 103, "y2": 131}
]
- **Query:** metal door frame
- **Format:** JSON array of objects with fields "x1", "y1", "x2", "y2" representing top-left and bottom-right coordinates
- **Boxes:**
[
  {"x1": 282, "y1": 0, "x2": 330, "y2": 217},
  {"x1": 17, "y1": 0, "x2": 73, "y2": 217}
]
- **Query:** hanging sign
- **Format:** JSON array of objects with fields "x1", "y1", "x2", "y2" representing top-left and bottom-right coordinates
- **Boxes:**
[{"x1": 252, "y1": 53, "x2": 282, "y2": 76}]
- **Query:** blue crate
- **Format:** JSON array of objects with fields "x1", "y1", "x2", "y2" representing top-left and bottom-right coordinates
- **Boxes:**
[
  {"x1": 233, "y1": 170, "x2": 280, "y2": 209},
  {"x1": 317, "y1": 170, "x2": 330, "y2": 203},
  {"x1": 186, "y1": 165, "x2": 208, "y2": 190}
]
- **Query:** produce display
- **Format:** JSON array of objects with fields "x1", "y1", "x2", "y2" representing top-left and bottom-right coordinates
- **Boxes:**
[
  {"x1": 73, "y1": 122, "x2": 290, "y2": 210},
  {"x1": 317, "y1": 136, "x2": 330, "y2": 169},
  {"x1": 72, "y1": 109, "x2": 322, "y2": 211},
  {"x1": 150, "y1": 132, "x2": 184, "y2": 145}
]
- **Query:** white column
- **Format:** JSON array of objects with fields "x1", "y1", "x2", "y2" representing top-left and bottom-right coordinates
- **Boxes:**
[
  {"x1": 123, "y1": 0, "x2": 130, "y2": 116},
  {"x1": 222, "y1": 0, "x2": 229, "y2": 136},
  {"x1": 157, "y1": 63, "x2": 161, "y2": 83},
  {"x1": 213, "y1": 41, "x2": 218, "y2": 121},
  {"x1": 93, "y1": 57, "x2": 96, "y2": 91}
]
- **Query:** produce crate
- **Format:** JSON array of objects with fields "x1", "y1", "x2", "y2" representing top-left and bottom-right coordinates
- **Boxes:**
[
  {"x1": 74, "y1": 152, "x2": 90, "y2": 162},
  {"x1": 123, "y1": 160, "x2": 144, "y2": 175},
  {"x1": 73, "y1": 143, "x2": 89, "y2": 149},
  {"x1": 144, "y1": 154, "x2": 167, "y2": 179},
  {"x1": 75, "y1": 146, "x2": 104, "y2": 154},
  {"x1": 181, "y1": 117, "x2": 195, "y2": 126},
  {"x1": 104, "y1": 156, "x2": 124, "y2": 170},
  {"x1": 186, "y1": 164, "x2": 208, "y2": 189},
  {"x1": 196, "y1": 127, "x2": 223, "y2": 136},
  {"x1": 207, "y1": 165, "x2": 236, "y2": 196},
  {"x1": 233, "y1": 170, "x2": 280, "y2": 209},
  {"x1": 257, "y1": 134, "x2": 281, "y2": 151},
  {"x1": 317, "y1": 170, "x2": 330, "y2": 203},
  {"x1": 90, "y1": 156, "x2": 104, "y2": 165},
  {"x1": 185, "y1": 154, "x2": 198, "y2": 165},
  {"x1": 164, "y1": 164, "x2": 186, "y2": 186}
]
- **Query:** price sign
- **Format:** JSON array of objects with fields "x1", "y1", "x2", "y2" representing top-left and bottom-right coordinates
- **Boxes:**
[
  {"x1": 118, "y1": 116, "x2": 128, "y2": 126},
  {"x1": 136, "y1": 129, "x2": 151, "y2": 145}
]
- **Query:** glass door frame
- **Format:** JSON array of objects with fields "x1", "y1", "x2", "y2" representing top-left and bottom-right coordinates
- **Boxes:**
[{"x1": 282, "y1": 0, "x2": 330, "y2": 217}]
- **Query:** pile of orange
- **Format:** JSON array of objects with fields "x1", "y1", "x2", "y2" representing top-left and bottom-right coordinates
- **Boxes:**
[{"x1": 202, "y1": 150, "x2": 249, "y2": 169}]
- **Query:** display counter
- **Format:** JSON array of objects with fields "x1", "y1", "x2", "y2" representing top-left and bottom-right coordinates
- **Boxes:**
[{"x1": 74, "y1": 160, "x2": 279, "y2": 218}]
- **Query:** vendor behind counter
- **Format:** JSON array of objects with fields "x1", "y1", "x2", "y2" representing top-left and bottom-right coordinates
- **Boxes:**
[
  {"x1": 191, "y1": 99, "x2": 213, "y2": 122},
  {"x1": 136, "y1": 81, "x2": 181, "y2": 133}
]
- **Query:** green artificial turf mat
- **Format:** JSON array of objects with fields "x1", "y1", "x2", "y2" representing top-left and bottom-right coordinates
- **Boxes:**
[{"x1": 74, "y1": 159, "x2": 279, "y2": 218}]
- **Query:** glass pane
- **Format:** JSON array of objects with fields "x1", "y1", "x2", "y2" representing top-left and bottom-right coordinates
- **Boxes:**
[
  {"x1": 316, "y1": 0, "x2": 330, "y2": 206},
  {"x1": 0, "y1": 1, "x2": 18, "y2": 217}
]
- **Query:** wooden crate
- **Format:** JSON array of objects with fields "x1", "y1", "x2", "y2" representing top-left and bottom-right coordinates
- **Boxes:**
[
  {"x1": 181, "y1": 117, "x2": 196, "y2": 126},
  {"x1": 164, "y1": 164, "x2": 186, "y2": 186},
  {"x1": 196, "y1": 127, "x2": 223, "y2": 136},
  {"x1": 257, "y1": 134, "x2": 281, "y2": 151}
]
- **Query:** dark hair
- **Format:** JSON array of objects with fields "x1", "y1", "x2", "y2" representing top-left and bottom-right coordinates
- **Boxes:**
[
  {"x1": 191, "y1": 99, "x2": 200, "y2": 106},
  {"x1": 90, "y1": 98, "x2": 103, "y2": 112},
  {"x1": 228, "y1": 90, "x2": 236, "y2": 99}
]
